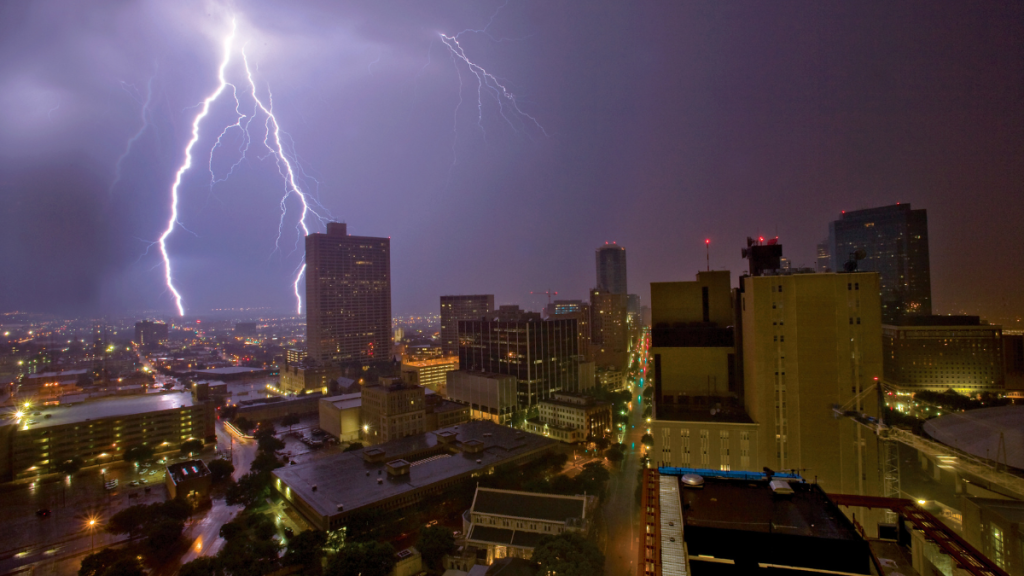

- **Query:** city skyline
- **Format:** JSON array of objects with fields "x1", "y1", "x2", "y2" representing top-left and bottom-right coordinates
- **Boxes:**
[{"x1": 0, "y1": 2, "x2": 1021, "y2": 327}]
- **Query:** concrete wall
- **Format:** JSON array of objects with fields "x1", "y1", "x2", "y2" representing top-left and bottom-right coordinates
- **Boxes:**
[
  {"x1": 651, "y1": 271, "x2": 732, "y2": 327},
  {"x1": 649, "y1": 419, "x2": 759, "y2": 471},
  {"x1": 652, "y1": 347, "x2": 734, "y2": 398}
]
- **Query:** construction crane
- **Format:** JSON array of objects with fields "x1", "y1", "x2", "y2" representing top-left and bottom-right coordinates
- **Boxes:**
[
  {"x1": 530, "y1": 290, "x2": 559, "y2": 305},
  {"x1": 833, "y1": 384, "x2": 1024, "y2": 505}
]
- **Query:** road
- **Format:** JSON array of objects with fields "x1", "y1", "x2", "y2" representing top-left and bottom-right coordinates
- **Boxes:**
[{"x1": 603, "y1": 329, "x2": 649, "y2": 576}]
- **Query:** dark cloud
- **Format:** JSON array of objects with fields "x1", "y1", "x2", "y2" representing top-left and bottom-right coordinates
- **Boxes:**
[{"x1": 0, "y1": 1, "x2": 1021, "y2": 325}]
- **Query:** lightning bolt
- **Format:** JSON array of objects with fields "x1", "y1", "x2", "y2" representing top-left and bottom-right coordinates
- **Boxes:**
[
  {"x1": 159, "y1": 20, "x2": 238, "y2": 316},
  {"x1": 159, "y1": 18, "x2": 328, "y2": 317},
  {"x1": 110, "y1": 73, "x2": 156, "y2": 196}
]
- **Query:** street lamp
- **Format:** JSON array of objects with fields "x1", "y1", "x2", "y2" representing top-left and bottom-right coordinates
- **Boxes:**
[{"x1": 87, "y1": 518, "x2": 98, "y2": 551}]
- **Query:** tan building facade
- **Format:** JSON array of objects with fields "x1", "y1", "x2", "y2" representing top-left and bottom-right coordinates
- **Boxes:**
[
  {"x1": 526, "y1": 392, "x2": 612, "y2": 443},
  {"x1": 401, "y1": 357, "x2": 459, "y2": 394},
  {"x1": 740, "y1": 272, "x2": 883, "y2": 496},
  {"x1": 361, "y1": 380, "x2": 426, "y2": 445}
]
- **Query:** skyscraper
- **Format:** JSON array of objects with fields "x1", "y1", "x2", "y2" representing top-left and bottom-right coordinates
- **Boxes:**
[
  {"x1": 440, "y1": 295, "x2": 494, "y2": 356},
  {"x1": 590, "y1": 288, "x2": 629, "y2": 371},
  {"x1": 596, "y1": 242, "x2": 627, "y2": 294},
  {"x1": 457, "y1": 305, "x2": 578, "y2": 408},
  {"x1": 305, "y1": 222, "x2": 391, "y2": 367},
  {"x1": 828, "y1": 204, "x2": 931, "y2": 323}
]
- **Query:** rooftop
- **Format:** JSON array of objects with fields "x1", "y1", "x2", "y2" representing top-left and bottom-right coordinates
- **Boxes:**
[
  {"x1": 471, "y1": 487, "x2": 586, "y2": 523},
  {"x1": 272, "y1": 421, "x2": 557, "y2": 520},
  {"x1": 192, "y1": 367, "x2": 266, "y2": 375},
  {"x1": 321, "y1": 393, "x2": 362, "y2": 411},
  {"x1": 167, "y1": 459, "x2": 211, "y2": 485},
  {"x1": 6, "y1": 391, "x2": 195, "y2": 428},
  {"x1": 655, "y1": 403, "x2": 754, "y2": 424},
  {"x1": 466, "y1": 526, "x2": 546, "y2": 549}
]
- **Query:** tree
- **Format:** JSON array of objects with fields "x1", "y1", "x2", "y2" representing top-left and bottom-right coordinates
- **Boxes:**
[
  {"x1": 325, "y1": 541, "x2": 396, "y2": 576},
  {"x1": 604, "y1": 448, "x2": 624, "y2": 463},
  {"x1": 218, "y1": 512, "x2": 282, "y2": 576},
  {"x1": 179, "y1": 557, "x2": 223, "y2": 576},
  {"x1": 250, "y1": 451, "x2": 283, "y2": 475},
  {"x1": 56, "y1": 457, "x2": 84, "y2": 477},
  {"x1": 532, "y1": 532, "x2": 604, "y2": 576},
  {"x1": 79, "y1": 548, "x2": 125, "y2": 576},
  {"x1": 225, "y1": 471, "x2": 271, "y2": 508},
  {"x1": 418, "y1": 526, "x2": 456, "y2": 570},
  {"x1": 640, "y1": 434, "x2": 653, "y2": 448},
  {"x1": 208, "y1": 458, "x2": 235, "y2": 483},
  {"x1": 180, "y1": 439, "x2": 204, "y2": 456},
  {"x1": 123, "y1": 445, "x2": 155, "y2": 464},
  {"x1": 342, "y1": 442, "x2": 363, "y2": 452},
  {"x1": 281, "y1": 413, "x2": 300, "y2": 432},
  {"x1": 256, "y1": 433, "x2": 285, "y2": 454},
  {"x1": 283, "y1": 530, "x2": 327, "y2": 575},
  {"x1": 144, "y1": 518, "x2": 186, "y2": 561},
  {"x1": 97, "y1": 557, "x2": 145, "y2": 576},
  {"x1": 107, "y1": 504, "x2": 151, "y2": 541}
]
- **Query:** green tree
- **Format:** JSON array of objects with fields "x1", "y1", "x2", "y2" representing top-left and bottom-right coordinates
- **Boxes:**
[
  {"x1": 144, "y1": 518, "x2": 186, "y2": 561},
  {"x1": 123, "y1": 445, "x2": 155, "y2": 464},
  {"x1": 225, "y1": 471, "x2": 271, "y2": 508},
  {"x1": 640, "y1": 434, "x2": 653, "y2": 448},
  {"x1": 256, "y1": 434, "x2": 285, "y2": 454},
  {"x1": 250, "y1": 451, "x2": 283, "y2": 475},
  {"x1": 208, "y1": 458, "x2": 235, "y2": 483},
  {"x1": 283, "y1": 530, "x2": 327, "y2": 575},
  {"x1": 532, "y1": 532, "x2": 604, "y2": 576},
  {"x1": 325, "y1": 541, "x2": 396, "y2": 576},
  {"x1": 79, "y1": 548, "x2": 125, "y2": 576},
  {"x1": 218, "y1": 512, "x2": 282, "y2": 576},
  {"x1": 342, "y1": 442, "x2": 363, "y2": 452},
  {"x1": 604, "y1": 448, "x2": 624, "y2": 463},
  {"x1": 418, "y1": 526, "x2": 456, "y2": 570},
  {"x1": 180, "y1": 439, "x2": 204, "y2": 456},
  {"x1": 281, "y1": 413, "x2": 300, "y2": 432},
  {"x1": 56, "y1": 457, "x2": 85, "y2": 477},
  {"x1": 107, "y1": 504, "x2": 151, "y2": 541},
  {"x1": 98, "y1": 557, "x2": 145, "y2": 576},
  {"x1": 179, "y1": 557, "x2": 223, "y2": 576}
]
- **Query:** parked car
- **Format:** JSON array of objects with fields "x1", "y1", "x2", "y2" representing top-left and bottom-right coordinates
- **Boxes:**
[{"x1": 36, "y1": 508, "x2": 50, "y2": 518}]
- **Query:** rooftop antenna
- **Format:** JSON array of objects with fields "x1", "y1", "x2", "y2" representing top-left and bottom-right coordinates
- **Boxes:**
[{"x1": 705, "y1": 239, "x2": 710, "y2": 272}]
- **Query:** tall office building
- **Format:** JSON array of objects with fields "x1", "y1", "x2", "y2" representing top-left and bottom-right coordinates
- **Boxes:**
[
  {"x1": 440, "y1": 295, "x2": 494, "y2": 356},
  {"x1": 305, "y1": 222, "x2": 391, "y2": 367},
  {"x1": 547, "y1": 300, "x2": 591, "y2": 362},
  {"x1": 739, "y1": 271, "x2": 883, "y2": 496},
  {"x1": 828, "y1": 204, "x2": 931, "y2": 323},
  {"x1": 134, "y1": 321, "x2": 168, "y2": 347},
  {"x1": 590, "y1": 289, "x2": 629, "y2": 371},
  {"x1": 457, "y1": 306, "x2": 578, "y2": 408},
  {"x1": 596, "y1": 242, "x2": 627, "y2": 294},
  {"x1": 816, "y1": 239, "x2": 831, "y2": 273}
]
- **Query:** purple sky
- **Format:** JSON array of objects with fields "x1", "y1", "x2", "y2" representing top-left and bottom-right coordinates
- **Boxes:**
[{"x1": 0, "y1": 1, "x2": 1021, "y2": 326}]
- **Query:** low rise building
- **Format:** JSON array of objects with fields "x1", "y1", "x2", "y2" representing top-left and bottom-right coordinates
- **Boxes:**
[
  {"x1": 318, "y1": 393, "x2": 362, "y2": 442},
  {"x1": 0, "y1": 392, "x2": 214, "y2": 481},
  {"x1": 272, "y1": 421, "x2": 558, "y2": 531},
  {"x1": 446, "y1": 371, "x2": 518, "y2": 424},
  {"x1": 649, "y1": 402, "x2": 759, "y2": 471},
  {"x1": 166, "y1": 459, "x2": 212, "y2": 502},
  {"x1": 362, "y1": 379, "x2": 426, "y2": 445},
  {"x1": 882, "y1": 316, "x2": 1005, "y2": 394},
  {"x1": 464, "y1": 487, "x2": 595, "y2": 563},
  {"x1": 425, "y1": 395, "x2": 470, "y2": 431},
  {"x1": 525, "y1": 392, "x2": 612, "y2": 443},
  {"x1": 401, "y1": 357, "x2": 459, "y2": 394}
]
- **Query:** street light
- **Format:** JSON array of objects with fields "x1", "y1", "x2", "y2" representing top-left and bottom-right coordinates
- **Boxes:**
[{"x1": 87, "y1": 518, "x2": 98, "y2": 551}]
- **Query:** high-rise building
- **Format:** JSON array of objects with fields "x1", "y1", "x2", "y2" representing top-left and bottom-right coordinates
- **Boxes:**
[
  {"x1": 548, "y1": 300, "x2": 591, "y2": 362},
  {"x1": 596, "y1": 242, "x2": 627, "y2": 294},
  {"x1": 305, "y1": 222, "x2": 391, "y2": 367},
  {"x1": 882, "y1": 316, "x2": 1004, "y2": 394},
  {"x1": 828, "y1": 204, "x2": 931, "y2": 323},
  {"x1": 590, "y1": 289, "x2": 628, "y2": 371},
  {"x1": 134, "y1": 320, "x2": 168, "y2": 347},
  {"x1": 739, "y1": 271, "x2": 883, "y2": 496},
  {"x1": 816, "y1": 239, "x2": 831, "y2": 272},
  {"x1": 440, "y1": 295, "x2": 494, "y2": 356},
  {"x1": 457, "y1": 306, "x2": 578, "y2": 408}
]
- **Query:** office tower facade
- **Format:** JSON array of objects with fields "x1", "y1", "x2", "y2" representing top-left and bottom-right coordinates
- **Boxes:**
[
  {"x1": 590, "y1": 289, "x2": 629, "y2": 371},
  {"x1": 440, "y1": 295, "x2": 494, "y2": 356},
  {"x1": 306, "y1": 222, "x2": 391, "y2": 366},
  {"x1": 816, "y1": 240, "x2": 831, "y2": 272},
  {"x1": 596, "y1": 243, "x2": 627, "y2": 294},
  {"x1": 882, "y1": 316, "x2": 1004, "y2": 394},
  {"x1": 457, "y1": 306, "x2": 578, "y2": 408},
  {"x1": 740, "y1": 271, "x2": 883, "y2": 496},
  {"x1": 828, "y1": 204, "x2": 931, "y2": 323},
  {"x1": 134, "y1": 321, "x2": 168, "y2": 347}
]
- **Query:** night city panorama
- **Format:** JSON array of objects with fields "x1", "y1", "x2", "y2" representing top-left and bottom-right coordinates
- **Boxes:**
[{"x1": 0, "y1": 2, "x2": 1021, "y2": 576}]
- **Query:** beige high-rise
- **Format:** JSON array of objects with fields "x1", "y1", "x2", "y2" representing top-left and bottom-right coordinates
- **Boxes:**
[{"x1": 740, "y1": 272, "x2": 883, "y2": 496}]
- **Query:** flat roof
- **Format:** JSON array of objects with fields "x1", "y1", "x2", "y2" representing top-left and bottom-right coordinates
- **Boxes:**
[
  {"x1": 273, "y1": 421, "x2": 557, "y2": 520},
  {"x1": 432, "y1": 400, "x2": 468, "y2": 413},
  {"x1": 168, "y1": 459, "x2": 210, "y2": 484},
  {"x1": 680, "y1": 477, "x2": 860, "y2": 540},
  {"x1": 472, "y1": 487, "x2": 585, "y2": 523},
  {"x1": 193, "y1": 367, "x2": 265, "y2": 375},
  {"x1": 321, "y1": 393, "x2": 362, "y2": 411},
  {"x1": 10, "y1": 391, "x2": 195, "y2": 428}
]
